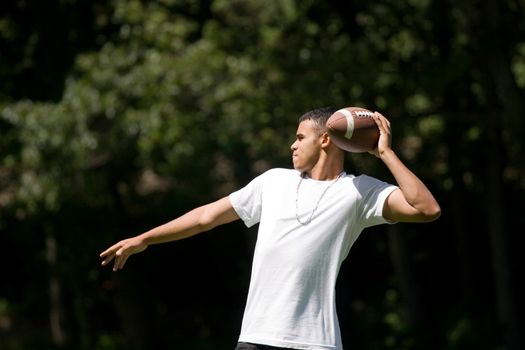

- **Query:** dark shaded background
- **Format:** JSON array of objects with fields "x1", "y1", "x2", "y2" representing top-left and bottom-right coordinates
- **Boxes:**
[{"x1": 1, "y1": 0, "x2": 524, "y2": 349}]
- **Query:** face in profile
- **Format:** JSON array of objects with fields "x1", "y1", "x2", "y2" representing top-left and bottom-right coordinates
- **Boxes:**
[{"x1": 290, "y1": 119, "x2": 324, "y2": 173}]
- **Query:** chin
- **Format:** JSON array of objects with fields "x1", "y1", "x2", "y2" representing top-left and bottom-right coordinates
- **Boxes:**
[
  {"x1": 292, "y1": 163, "x2": 306, "y2": 173},
  {"x1": 292, "y1": 158, "x2": 310, "y2": 173}
]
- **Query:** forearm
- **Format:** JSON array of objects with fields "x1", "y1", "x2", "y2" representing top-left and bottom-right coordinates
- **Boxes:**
[
  {"x1": 139, "y1": 205, "x2": 212, "y2": 246},
  {"x1": 380, "y1": 149, "x2": 440, "y2": 215}
]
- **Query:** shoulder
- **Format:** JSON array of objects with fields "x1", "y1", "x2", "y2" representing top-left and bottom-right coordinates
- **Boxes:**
[
  {"x1": 239, "y1": 168, "x2": 299, "y2": 190},
  {"x1": 259, "y1": 168, "x2": 300, "y2": 180},
  {"x1": 345, "y1": 173, "x2": 396, "y2": 196},
  {"x1": 352, "y1": 174, "x2": 383, "y2": 186}
]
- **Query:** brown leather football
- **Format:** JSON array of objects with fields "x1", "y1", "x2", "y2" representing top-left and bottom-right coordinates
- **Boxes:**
[{"x1": 326, "y1": 107, "x2": 380, "y2": 153}]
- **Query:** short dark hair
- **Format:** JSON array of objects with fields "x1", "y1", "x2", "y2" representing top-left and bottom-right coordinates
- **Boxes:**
[{"x1": 298, "y1": 106, "x2": 339, "y2": 136}]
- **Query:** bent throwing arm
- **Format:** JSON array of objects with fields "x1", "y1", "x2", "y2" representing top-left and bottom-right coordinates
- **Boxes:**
[
  {"x1": 371, "y1": 113, "x2": 441, "y2": 223},
  {"x1": 380, "y1": 150, "x2": 441, "y2": 222}
]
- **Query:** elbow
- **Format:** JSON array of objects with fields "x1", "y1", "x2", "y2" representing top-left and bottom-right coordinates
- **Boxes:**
[
  {"x1": 197, "y1": 206, "x2": 217, "y2": 232},
  {"x1": 197, "y1": 217, "x2": 212, "y2": 232},
  {"x1": 421, "y1": 203, "x2": 441, "y2": 222}
]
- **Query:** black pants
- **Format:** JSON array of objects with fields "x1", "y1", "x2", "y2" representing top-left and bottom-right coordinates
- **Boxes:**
[{"x1": 235, "y1": 342, "x2": 288, "y2": 350}]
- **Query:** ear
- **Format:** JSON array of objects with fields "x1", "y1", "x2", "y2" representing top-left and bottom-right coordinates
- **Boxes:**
[
  {"x1": 321, "y1": 132, "x2": 343, "y2": 154},
  {"x1": 320, "y1": 132, "x2": 331, "y2": 149}
]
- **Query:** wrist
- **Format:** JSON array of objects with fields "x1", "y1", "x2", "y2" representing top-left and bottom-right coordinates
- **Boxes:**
[
  {"x1": 138, "y1": 232, "x2": 152, "y2": 247},
  {"x1": 379, "y1": 148, "x2": 396, "y2": 161}
]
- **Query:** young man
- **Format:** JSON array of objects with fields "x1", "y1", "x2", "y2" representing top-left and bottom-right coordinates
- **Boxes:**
[{"x1": 100, "y1": 107, "x2": 441, "y2": 350}]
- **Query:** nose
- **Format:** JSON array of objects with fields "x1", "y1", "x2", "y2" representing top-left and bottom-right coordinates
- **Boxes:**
[{"x1": 291, "y1": 140, "x2": 298, "y2": 151}]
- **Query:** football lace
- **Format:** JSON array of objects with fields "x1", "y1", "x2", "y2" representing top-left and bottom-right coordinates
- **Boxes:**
[{"x1": 354, "y1": 110, "x2": 374, "y2": 119}]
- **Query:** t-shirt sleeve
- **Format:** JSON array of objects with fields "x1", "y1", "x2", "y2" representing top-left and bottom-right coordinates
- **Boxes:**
[
  {"x1": 355, "y1": 175, "x2": 398, "y2": 227},
  {"x1": 228, "y1": 171, "x2": 267, "y2": 228}
]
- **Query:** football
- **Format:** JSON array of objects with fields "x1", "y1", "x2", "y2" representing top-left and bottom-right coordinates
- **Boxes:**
[{"x1": 326, "y1": 107, "x2": 380, "y2": 153}]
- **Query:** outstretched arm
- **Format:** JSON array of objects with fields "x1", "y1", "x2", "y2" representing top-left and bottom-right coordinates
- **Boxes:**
[
  {"x1": 99, "y1": 196, "x2": 239, "y2": 271},
  {"x1": 370, "y1": 113, "x2": 441, "y2": 223}
]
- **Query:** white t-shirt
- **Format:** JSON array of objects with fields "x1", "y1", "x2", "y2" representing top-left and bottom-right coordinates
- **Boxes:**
[{"x1": 229, "y1": 168, "x2": 397, "y2": 349}]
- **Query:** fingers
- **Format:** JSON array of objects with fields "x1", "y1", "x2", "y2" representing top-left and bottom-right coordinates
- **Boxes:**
[
  {"x1": 99, "y1": 241, "x2": 120, "y2": 259},
  {"x1": 115, "y1": 250, "x2": 130, "y2": 271},
  {"x1": 371, "y1": 111, "x2": 393, "y2": 157},
  {"x1": 99, "y1": 248, "x2": 126, "y2": 271},
  {"x1": 100, "y1": 237, "x2": 147, "y2": 271},
  {"x1": 99, "y1": 242, "x2": 120, "y2": 266},
  {"x1": 100, "y1": 255, "x2": 114, "y2": 267},
  {"x1": 373, "y1": 112, "x2": 391, "y2": 133},
  {"x1": 100, "y1": 241, "x2": 127, "y2": 271}
]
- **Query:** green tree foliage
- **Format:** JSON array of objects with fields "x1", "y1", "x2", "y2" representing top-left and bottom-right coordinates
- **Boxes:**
[{"x1": 1, "y1": 0, "x2": 524, "y2": 349}]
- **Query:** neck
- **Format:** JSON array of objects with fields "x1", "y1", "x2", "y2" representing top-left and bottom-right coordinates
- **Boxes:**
[
  {"x1": 304, "y1": 151, "x2": 344, "y2": 181},
  {"x1": 305, "y1": 168, "x2": 344, "y2": 181}
]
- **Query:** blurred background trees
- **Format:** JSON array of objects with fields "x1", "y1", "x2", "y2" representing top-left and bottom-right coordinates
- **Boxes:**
[{"x1": 1, "y1": 0, "x2": 524, "y2": 349}]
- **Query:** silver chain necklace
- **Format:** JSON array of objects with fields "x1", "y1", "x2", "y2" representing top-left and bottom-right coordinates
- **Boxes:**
[{"x1": 295, "y1": 171, "x2": 344, "y2": 225}]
